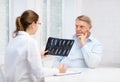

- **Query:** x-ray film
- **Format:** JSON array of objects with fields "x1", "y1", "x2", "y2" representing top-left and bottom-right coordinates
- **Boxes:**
[{"x1": 45, "y1": 37, "x2": 74, "y2": 56}]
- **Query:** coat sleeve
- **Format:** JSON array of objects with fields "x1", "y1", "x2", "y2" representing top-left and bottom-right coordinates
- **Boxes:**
[{"x1": 27, "y1": 39, "x2": 44, "y2": 79}]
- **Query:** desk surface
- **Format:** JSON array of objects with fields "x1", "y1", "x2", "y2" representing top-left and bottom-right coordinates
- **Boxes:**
[{"x1": 44, "y1": 67, "x2": 120, "y2": 82}]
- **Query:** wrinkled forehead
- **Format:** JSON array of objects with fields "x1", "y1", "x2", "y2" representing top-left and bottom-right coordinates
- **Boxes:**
[
  {"x1": 76, "y1": 18, "x2": 91, "y2": 24},
  {"x1": 75, "y1": 20, "x2": 92, "y2": 30},
  {"x1": 75, "y1": 20, "x2": 88, "y2": 25}
]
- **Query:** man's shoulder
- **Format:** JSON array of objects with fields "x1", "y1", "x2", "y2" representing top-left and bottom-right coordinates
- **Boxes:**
[{"x1": 88, "y1": 36, "x2": 101, "y2": 44}]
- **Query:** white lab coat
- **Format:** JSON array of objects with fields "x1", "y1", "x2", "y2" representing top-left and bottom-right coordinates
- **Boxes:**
[{"x1": 5, "y1": 31, "x2": 43, "y2": 82}]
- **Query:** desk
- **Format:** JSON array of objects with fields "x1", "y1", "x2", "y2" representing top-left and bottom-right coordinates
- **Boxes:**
[{"x1": 44, "y1": 67, "x2": 120, "y2": 82}]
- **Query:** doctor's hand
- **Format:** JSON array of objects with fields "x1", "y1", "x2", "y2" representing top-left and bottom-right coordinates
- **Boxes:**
[
  {"x1": 41, "y1": 50, "x2": 48, "y2": 59},
  {"x1": 58, "y1": 64, "x2": 67, "y2": 73}
]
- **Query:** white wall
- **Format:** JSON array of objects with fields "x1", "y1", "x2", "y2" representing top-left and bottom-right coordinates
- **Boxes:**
[
  {"x1": 82, "y1": 0, "x2": 120, "y2": 67},
  {"x1": 0, "y1": 0, "x2": 8, "y2": 65},
  {"x1": 63, "y1": 0, "x2": 120, "y2": 67},
  {"x1": 2, "y1": 0, "x2": 120, "y2": 67},
  {"x1": 9, "y1": 0, "x2": 43, "y2": 48},
  {"x1": 62, "y1": 0, "x2": 83, "y2": 38}
]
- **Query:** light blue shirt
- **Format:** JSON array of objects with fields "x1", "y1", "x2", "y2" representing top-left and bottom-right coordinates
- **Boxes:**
[{"x1": 53, "y1": 34, "x2": 102, "y2": 68}]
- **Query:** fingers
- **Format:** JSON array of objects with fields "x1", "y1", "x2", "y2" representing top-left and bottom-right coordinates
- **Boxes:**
[
  {"x1": 78, "y1": 32, "x2": 88, "y2": 39},
  {"x1": 77, "y1": 33, "x2": 87, "y2": 46},
  {"x1": 58, "y1": 64, "x2": 67, "y2": 73},
  {"x1": 78, "y1": 34, "x2": 84, "y2": 40},
  {"x1": 41, "y1": 50, "x2": 48, "y2": 58},
  {"x1": 45, "y1": 50, "x2": 48, "y2": 54}
]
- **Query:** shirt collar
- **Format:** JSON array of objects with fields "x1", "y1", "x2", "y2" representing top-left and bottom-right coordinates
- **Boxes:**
[
  {"x1": 17, "y1": 31, "x2": 30, "y2": 37},
  {"x1": 87, "y1": 34, "x2": 94, "y2": 42}
]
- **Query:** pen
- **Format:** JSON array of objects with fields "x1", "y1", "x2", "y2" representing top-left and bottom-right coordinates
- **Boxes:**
[{"x1": 53, "y1": 71, "x2": 82, "y2": 76}]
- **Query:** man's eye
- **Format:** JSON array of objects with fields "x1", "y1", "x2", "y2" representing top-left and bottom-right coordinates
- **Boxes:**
[
  {"x1": 80, "y1": 26, "x2": 85, "y2": 28},
  {"x1": 80, "y1": 26, "x2": 83, "y2": 28},
  {"x1": 76, "y1": 25, "x2": 78, "y2": 27}
]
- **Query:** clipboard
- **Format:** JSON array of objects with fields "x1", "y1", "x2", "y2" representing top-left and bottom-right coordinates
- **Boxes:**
[{"x1": 45, "y1": 37, "x2": 74, "y2": 56}]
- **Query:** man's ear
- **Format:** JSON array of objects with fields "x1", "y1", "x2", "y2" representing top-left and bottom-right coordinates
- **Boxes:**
[
  {"x1": 89, "y1": 25, "x2": 92, "y2": 30},
  {"x1": 90, "y1": 25, "x2": 92, "y2": 28}
]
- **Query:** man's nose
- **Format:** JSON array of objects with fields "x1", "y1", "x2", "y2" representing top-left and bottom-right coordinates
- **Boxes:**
[{"x1": 77, "y1": 27, "x2": 82, "y2": 30}]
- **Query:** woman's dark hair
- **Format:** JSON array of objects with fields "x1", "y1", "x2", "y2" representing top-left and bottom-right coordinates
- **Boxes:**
[{"x1": 13, "y1": 10, "x2": 39, "y2": 37}]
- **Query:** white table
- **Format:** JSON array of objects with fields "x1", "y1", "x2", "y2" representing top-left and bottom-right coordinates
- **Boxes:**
[{"x1": 44, "y1": 67, "x2": 120, "y2": 82}]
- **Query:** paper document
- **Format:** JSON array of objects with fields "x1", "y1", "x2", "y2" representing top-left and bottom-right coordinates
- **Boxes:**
[
  {"x1": 43, "y1": 68, "x2": 82, "y2": 77},
  {"x1": 53, "y1": 70, "x2": 82, "y2": 76}
]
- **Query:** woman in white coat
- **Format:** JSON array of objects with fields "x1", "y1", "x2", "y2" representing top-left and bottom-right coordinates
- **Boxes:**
[{"x1": 5, "y1": 10, "x2": 47, "y2": 82}]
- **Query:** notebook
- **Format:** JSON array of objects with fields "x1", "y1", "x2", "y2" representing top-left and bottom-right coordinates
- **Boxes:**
[{"x1": 45, "y1": 37, "x2": 74, "y2": 56}]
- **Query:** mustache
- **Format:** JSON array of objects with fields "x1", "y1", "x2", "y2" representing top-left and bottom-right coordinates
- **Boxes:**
[
  {"x1": 76, "y1": 32, "x2": 91, "y2": 36},
  {"x1": 76, "y1": 32, "x2": 83, "y2": 35}
]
